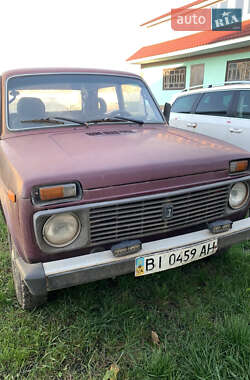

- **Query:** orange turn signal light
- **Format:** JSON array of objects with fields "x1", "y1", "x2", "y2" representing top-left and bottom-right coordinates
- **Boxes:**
[
  {"x1": 230, "y1": 160, "x2": 249, "y2": 173},
  {"x1": 40, "y1": 186, "x2": 64, "y2": 201},
  {"x1": 8, "y1": 190, "x2": 16, "y2": 203},
  {"x1": 39, "y1": 184, "x2": 77, "y2": 201}
]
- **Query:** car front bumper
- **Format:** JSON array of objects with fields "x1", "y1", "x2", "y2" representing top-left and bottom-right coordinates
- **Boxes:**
[{"x1": 17, "y1": 217, "x2": 250, "y2": 296}]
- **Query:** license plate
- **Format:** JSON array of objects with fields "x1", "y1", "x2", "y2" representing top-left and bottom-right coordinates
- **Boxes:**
[{"x1": 135, "y1": 239, "x2": 217, "y2": 277}]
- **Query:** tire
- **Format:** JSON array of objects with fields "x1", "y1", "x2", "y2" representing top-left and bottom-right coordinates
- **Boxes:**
[{"x1": 10, "y1": 237, "x2": 47, "y2": 310}]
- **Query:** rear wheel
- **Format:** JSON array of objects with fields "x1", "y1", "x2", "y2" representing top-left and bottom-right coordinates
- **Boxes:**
[{"x1": 10, "y1": 237, "x2": 47, "y2": 310}]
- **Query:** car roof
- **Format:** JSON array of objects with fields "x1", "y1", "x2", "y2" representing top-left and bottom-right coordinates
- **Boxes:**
[
  {"x1": 2, "y1": 67, "x2": 141, "y2": 79},
  {"x1": 175, "y1": 82, "x2": 250, "y2": 98}
]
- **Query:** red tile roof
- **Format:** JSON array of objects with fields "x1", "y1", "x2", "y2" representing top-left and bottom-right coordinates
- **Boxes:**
[
  {"x1": 140, "y1": 0, "x2": 207, "y2": 27},
  {"x1": 127, "y1": 19, "x2": 250, "y2": 62}
]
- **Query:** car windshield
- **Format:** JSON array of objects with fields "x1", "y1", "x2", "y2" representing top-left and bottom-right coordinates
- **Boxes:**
[{"x1": 7, "y1": 74, "x2": 164, "y2": 130}]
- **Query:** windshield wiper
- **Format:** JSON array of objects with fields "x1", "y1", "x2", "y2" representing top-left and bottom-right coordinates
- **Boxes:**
[
  {"x1": 86, "y1": 116, "x2": 144, "y2": 125},
  {"x1": 21, "y1": 117, "x2": 89, "y2": 127},
  {"x1": 21, "y1": 116, "x2": 144, "y2": 127},
  {"x1": 53, "y1": 116, "x2": 89, "y2": 127},
  {"x1": 21, "y1": 118, "x2": 65, "y2": 125}
]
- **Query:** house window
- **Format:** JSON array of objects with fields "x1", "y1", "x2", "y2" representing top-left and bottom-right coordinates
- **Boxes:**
[
  {"x1": 226, "y1": 59, "x2": 250, "y2": 81},
  {"x1": 190, "y1": 64, "x2": 204, "y2": 88},
  {"x1": 163, "y1": 67, "x2": 186, "y2": 90}
]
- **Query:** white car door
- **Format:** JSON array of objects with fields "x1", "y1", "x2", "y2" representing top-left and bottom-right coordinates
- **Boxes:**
[
  {"x1": 188, "y1": 90, "x2": 235, "y2": 144},
  {"x1": 169, "y1": 93, "x2": 201, "y2": 131},
  {"x1": 225, "y1": 89, "x2": 250, "y2": 152}
]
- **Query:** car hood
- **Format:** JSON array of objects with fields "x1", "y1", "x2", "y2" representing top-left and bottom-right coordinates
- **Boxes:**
[{"x1": 2, "y1": 125, "x2": 248, "y2": 196}]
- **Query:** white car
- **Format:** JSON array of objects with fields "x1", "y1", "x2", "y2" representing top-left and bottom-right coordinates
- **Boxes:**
[{"x1": 164, "y1": 82, "x2": 250, "y2": 152}]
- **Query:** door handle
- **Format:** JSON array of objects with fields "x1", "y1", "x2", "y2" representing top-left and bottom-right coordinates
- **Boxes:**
[
  {"x1": 229, "y1": 128, "x2": 243, "y2": 134},
  {"x1": 187, "y1": 122, "x2": 197, "y2": 128}
]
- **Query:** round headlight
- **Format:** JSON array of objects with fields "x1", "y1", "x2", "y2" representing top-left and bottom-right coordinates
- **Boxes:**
[
  {"x1": 229, "y1": 182, "x2": 249, "y2": 209},
  {"x1": 43, "y1": 213, "x2": 81, "y2": 247}
]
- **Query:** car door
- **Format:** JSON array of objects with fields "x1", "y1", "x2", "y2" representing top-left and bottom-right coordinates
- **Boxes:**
[
  {"x1": 226, "y1": 89, "x2": 250, "y2": 152},
  {"x1": 187, "y1": 90, "x2": 236, "y2": 144},
  {"x1": 169, "y1": 93, "x2": 202, "y2": 131}
]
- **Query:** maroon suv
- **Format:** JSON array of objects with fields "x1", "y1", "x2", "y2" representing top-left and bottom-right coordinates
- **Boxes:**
[{"x1": 1, "y1": 68, "x2": 250, "y2": 309}]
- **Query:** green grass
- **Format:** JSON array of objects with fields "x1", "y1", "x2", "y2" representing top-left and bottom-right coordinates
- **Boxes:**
[{"x1": 0, "y1": 214, "x2": 249, "y2": 380}]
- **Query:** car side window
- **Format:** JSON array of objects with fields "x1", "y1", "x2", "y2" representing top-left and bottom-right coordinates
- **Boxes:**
[
  {"x1": 195, "y1": 91, "x2": 233, "y2": 116},
  {"x1": 171, "y1": 94, "x2": 200, "y2": 113},
  {"x1": 235, "y1": 91, "x2": 250, "y2": 119}
]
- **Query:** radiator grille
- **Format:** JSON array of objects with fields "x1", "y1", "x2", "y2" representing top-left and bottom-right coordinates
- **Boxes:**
[{"x1": 89, "y1": 185, "x2": 229, "y2": 245}]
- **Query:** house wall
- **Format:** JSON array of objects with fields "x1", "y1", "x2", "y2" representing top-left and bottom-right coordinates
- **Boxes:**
[{"x1": 141, "y1": 49, "x2": 250, "y2": 106}]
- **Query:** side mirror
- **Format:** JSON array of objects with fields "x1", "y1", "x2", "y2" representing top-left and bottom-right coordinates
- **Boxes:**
[{"x1": 163, "y1": 102, "x2": 171, "y2": 123}]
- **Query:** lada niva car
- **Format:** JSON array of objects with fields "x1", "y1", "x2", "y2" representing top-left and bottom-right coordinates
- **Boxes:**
[{"x1": 1, "y1": 68, "x2": 250, "y2": 309}]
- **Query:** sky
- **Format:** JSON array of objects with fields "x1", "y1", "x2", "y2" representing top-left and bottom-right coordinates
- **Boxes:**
[{"x1": 0, "y1": 0, "x2": 193, "y2": 74}]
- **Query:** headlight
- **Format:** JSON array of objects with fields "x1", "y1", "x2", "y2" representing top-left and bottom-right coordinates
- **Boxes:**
[
  {"x1": 229, "y1": 182, "x2": 249, "y2": 209},
  {"x1": 43, "y1": 213, "x2": 81, "y2": 247}
]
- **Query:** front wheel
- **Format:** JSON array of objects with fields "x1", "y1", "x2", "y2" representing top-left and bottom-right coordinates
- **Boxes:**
[{"x1": 10, "y1": 238, "x2": 47, "y2": 310}]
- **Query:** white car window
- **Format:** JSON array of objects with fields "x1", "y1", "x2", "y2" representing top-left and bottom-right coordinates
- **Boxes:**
[
  {"x1": 236, "y1": 91, "x2": 250, "y2": 119},
  {"x1": 196, "y1": 91, "x2": 233, "y2": 116},
  {"x1": 171, "y1": 94, "x2": 200, "y2": 113}
]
